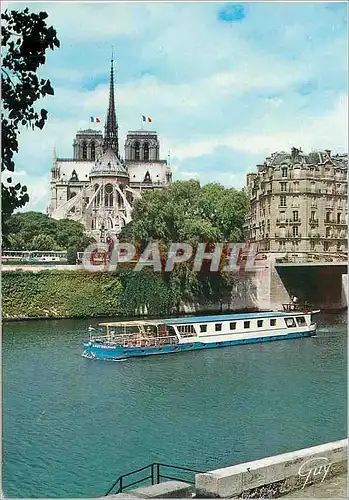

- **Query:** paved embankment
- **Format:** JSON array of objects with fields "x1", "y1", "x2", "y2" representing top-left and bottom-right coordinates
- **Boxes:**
[{"x1": 282, "y1": 472, "x2": 347, "y2": 498}]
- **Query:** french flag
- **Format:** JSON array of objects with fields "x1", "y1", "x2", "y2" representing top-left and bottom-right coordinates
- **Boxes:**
[
  {"x1": 142, "y1": 115, "x2": 152, "y2": 123},
  {"x1": 90, "y1": 117, "x2": 101, "y2": 123}
]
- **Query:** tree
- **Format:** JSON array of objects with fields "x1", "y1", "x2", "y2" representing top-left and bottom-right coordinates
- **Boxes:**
[
  {"x1": 4, "y1": 211, "x2": 91, "y2": 252},
  {"x1": 1, "y1": 8, "x2": 60, "y2": 231},
  {"x1": 30, "y1": 234, "x2": 58, "y2": 251},
  {"x1": 119, "y1": 180, "x2": 249, "y2": 246},
  {"x1": 119, "y1": 180, "x2": 249, "y2": 309}
]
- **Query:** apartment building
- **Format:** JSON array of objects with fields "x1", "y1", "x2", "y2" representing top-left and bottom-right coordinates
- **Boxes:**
[{"x1": 245, "y1": 148, "x2": 348, "y2": 256}]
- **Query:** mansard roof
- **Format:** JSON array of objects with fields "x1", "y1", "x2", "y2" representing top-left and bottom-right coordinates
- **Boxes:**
[{"x1": 269, "y1": 149, "x2": 348, "y2": 168}]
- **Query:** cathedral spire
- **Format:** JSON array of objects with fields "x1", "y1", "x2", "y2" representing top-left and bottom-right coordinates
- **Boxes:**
[{"x1": 103, "y1": 52, "x2": 119, "y2": 156}]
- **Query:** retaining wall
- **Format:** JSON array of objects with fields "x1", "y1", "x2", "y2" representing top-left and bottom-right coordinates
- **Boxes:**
[{"x1": 195, "y1": 439, "x2": 347, "y2": 498}]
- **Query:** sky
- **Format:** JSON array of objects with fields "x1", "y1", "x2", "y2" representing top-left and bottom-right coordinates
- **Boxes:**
[{"x1": 3, "y1": 1, "x2": 348, "y2": 213}]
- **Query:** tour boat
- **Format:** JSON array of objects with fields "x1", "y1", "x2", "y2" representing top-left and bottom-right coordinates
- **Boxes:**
[{"x1": 82, "y1": 304, "x2": 320, "y2": 361}]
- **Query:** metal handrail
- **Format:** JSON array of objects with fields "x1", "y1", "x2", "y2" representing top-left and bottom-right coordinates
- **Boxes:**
[{"x1": 105, "y1": 462, "x2": 203, "y2": 496}]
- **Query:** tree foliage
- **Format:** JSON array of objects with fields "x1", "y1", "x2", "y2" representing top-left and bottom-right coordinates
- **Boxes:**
[
  {"x1": 120, "y1": 180, "x2": 248, "y2": 247},
  {"x1": 2, "y1": 271, "x2": 123, "y2": 319},
  {"x1": 4, "y1": 211, "x2": 92, "y2": 252},
  {"x1": 1, "y1": 8, "x2": 60, "y2": 226},
  {"x1": 119, "y1": 180, "x2": 249, "y2": 311}
]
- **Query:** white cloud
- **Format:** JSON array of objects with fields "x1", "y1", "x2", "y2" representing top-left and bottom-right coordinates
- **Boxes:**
[
  {"x1": 11, "y1": 170, "x2": 50, "y2": 212},
  {"x1": 172, "y1": 94, "x2": 348, "y2": 159}
]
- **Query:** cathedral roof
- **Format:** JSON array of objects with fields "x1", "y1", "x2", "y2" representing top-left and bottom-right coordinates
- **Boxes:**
[{"x1": 90, "y1": 148, "x2": 128, "y2": 177}]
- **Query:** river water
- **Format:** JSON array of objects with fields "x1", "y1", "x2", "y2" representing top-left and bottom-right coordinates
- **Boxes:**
[{"x1": 2, "y1": 312, "x2": 347, "y2": 498}]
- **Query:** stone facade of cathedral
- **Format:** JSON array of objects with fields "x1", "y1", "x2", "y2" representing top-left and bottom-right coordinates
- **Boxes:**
[{"x1": 48, "y1": 59, "x2": 172, "y2": 241}]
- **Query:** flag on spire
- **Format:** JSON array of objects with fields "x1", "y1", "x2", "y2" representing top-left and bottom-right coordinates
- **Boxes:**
[
  {"x1": 142, "y1": 115, "x2": 152, "y2": 123},
  {"x1": 90, "y1": 117, "x2": 101, "y2": 123}
]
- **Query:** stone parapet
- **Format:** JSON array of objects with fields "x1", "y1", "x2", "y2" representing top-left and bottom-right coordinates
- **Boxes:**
[{"x1": 195, "y1": 439, "x2": 347, "y2": 498}]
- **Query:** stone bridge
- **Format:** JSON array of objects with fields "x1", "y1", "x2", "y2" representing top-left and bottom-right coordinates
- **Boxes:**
[{"x1": 273, "y1": 261, "x2": 347, "y2": 311}]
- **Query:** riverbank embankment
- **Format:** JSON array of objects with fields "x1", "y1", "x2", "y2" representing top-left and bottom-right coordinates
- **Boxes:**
[
  {"x1": 2, "y1": 268, "x2": 261, "y2": 321},
  {"x1": 3, "y1": 264, "x2": 347, "y2": 321}
]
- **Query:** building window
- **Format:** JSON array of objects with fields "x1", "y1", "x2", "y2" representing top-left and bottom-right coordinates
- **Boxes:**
[
  {"x1": 143, "y1": 142, "x2": 149, "y2": 161},
  {"x1": 82, "y1": 142, "x2": 87, "y2": 160},
  {"x1": 215, "y1": 323, "x2": 222, "y2": 332},
  {"x1": 337, "y1": 212, "x2": 342, "y2": 223},
  {"x1": 230, "y1": 322, "x2": 236, "y2": 330},
  {"x1": 244, "y1": 321, "x2": 250, "y2": 329},
  {"x1": 280, "y1": 182, "x2": 287, "y2": 192},
  {"x1": 292, "y1": 226, "x2": 299, "y2": 237},
  {"x1": 134, "y1": 142, "x2": 140, "y2": 161},
  {"x1": 293, "y1": 211, "x2": 299, "y2": 222},
  {"x1": 337, "y1": 243, "x2": 341, "y2": 252},
  {"x1": 104, "y1": 184, "x2": 113, "y2": 207},
  {"x1": 200, "y1": 325, "x2": 207, "y2": 333},
  {"x1": 280, "y1": 196, "x2": 286, "y2": 207},
  {"x1": 257, "y1": 320, "x2": 263, "y2": 328},
  {"x1": 282, "y1": 167, "x2": 288, "y2": 178},
  {"x1": 90, "y1": 142, "x2": 95, "y2": 160},
  {"x1": 294, "y1": 182, "x2": 299, "y2": 192},
  {"x1": 324, "y1": 242, "x2": 329, "y2": 252},
  {"x1": 310, "y1": 211, "x2": 316, "y2": 221},
  {"x1": 310, "y1": 241, "x2": 315, "y2": 250},
  {"x1": 325, "y1": 211, "x2": 331, "y2": 222},
  {"x1": 326, "y1": 227, "x2": 331, "y2": 238}
]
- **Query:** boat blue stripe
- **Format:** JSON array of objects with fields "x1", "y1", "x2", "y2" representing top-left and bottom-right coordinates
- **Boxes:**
[{"x1": 82, "y1": 331, "x2": 315, "y2": 361}]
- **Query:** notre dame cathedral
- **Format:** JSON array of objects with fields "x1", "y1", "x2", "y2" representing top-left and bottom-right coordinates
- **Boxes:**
[{"x1": 48, "y1": 58, "x2": 172, "y2": 241}]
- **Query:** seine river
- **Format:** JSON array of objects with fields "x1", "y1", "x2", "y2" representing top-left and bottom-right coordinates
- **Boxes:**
[{"x1": 2, "y1": 312, "x2": 347, "y2": 498}]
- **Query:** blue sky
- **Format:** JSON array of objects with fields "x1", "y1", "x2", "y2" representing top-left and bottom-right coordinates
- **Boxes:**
[{"x1": 3, "y1": 1, "x2": 348, "y2": 212}]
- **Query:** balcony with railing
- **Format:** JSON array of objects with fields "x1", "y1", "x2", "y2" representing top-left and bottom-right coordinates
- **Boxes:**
[{"x1": 309, "y1": 218, "x2": 319, "y2": 225}]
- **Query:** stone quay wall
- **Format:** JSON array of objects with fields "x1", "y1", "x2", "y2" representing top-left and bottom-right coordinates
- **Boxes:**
[
  {"x1": 2, "y1": 260, "x2": 347, "y2": 320},
  {"x1": 195, "y1": 439, "x2": 347, "y2": 498}
]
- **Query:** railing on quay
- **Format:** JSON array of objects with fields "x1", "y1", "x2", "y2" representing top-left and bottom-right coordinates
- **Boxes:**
[
  {"x1": 275, "y1": 253, "x2": 348, "y2": 264},
  {"x1": 105, "y1": 462, "x2": 203, "y2": 496}
]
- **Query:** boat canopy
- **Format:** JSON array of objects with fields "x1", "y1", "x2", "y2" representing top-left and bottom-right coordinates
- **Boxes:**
[{"x1": 99, "y1": 320, "x2": 164, "y2": 327}]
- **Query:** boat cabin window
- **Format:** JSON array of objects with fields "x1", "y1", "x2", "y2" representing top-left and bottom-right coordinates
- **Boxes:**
[
  {"x1": 270, "y1": 319, "x2": 276, "y2": 326},
  {"x1": 200, "y1": 324, "x2": 207, "y2": 333},
  {"x1": 285, "y1": 317, "x2": 296, "y2": 328},
  {"x1": 257, "y1": 320, "x2": 263, "y2": 328},
  {"x1": 178, "y1": 325, "x2": 196, "y2": 337},
  {"x1": 296, "y1": 316, "x2": 306, "y2": 326},
  {"x1": 215, "y1": 323, "x2": 222, "y2": 332},
  {"x1": 244, "y1": 321, "x2": 250, "y2": 329},
  {"x1": 230, "y1": 322, "x2": 236, "y2": 330}
]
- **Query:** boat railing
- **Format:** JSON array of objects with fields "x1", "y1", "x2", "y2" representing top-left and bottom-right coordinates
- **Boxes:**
[
  {"x1": 91, "y1": 334, "x2": 179, "y2": 348},
  {"x1": 121, "y1": 335, "x2": 178, "y2": 348},
  {"x1": 282, "y1": 302, "x2": 314, "y2": 313},
  {"x1": 105, "y1": 462, "x2": 203, "y2": 496}
]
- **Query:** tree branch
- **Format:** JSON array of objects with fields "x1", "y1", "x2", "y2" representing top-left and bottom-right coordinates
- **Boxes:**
[{"x1": 1, "y1": 67, "x2": 16, "y2": 90}]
